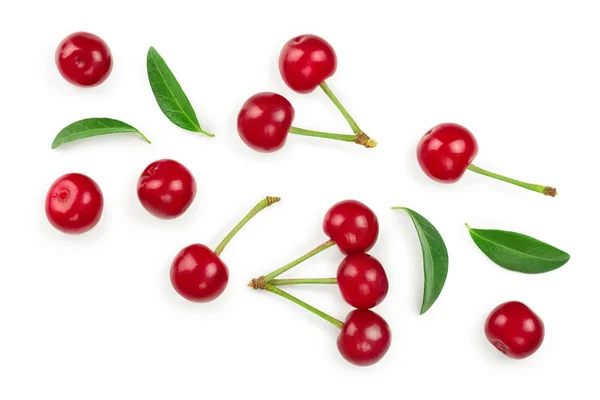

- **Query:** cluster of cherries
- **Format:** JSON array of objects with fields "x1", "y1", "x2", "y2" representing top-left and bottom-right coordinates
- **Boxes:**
[
  {"x1": 249, "y1": 200, "x2": 391, "y2": 366},
  {"x1": 237, "y1": 35, "x2": 376, "y2": 152}
]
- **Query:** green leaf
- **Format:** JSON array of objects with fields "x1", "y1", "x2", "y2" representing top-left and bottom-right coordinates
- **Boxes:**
[
  {"x1": 466, "y1": 225, "x2": 570, "y2": 274},
  {"x1": 52, "y1": 118, "x2": 150, "y2": 149},
  {"x1": 146, "y1": 46, "x2": 213, "y2": 136},
  {"x1": 393, "y1": 207, "x2": 449, "y2": 315}
]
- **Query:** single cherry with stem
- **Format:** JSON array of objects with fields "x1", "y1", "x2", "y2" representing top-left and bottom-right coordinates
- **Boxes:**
[
  {"x1": 137, "y1": 159, "x2": 197, "y2": 219},
  {"x1": 262, "y1": 284, "x2": 391, "y2": 366},
  {"x1": 45, "y1": 173, "x2": 104, "y2": 234},
  {"x1": 237, "y1": 92, "x2": 375, "y2": 152},
  {"x1": 417, "y1": 123, "x2": 557, "y2": 197},
  {"x1": 279, "y1": 34, "x2": 366, "y2": 137},
  {"x1": 485, "y1": 301, "x2": 545, "y2": 359},
  {"x1": 56, "y1": 32, "x2": 113, "y2": 87},
  {"x1": 170, "y1": 196, "x2": 280, "y2": 302}
]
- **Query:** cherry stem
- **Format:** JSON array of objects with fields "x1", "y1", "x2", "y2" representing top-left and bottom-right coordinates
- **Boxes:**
[
  {"x1": 467, "y1": 164, "x2": 557, "y2": 197},
  {"x1": 289, "y1": 127, "x2": 376, "y2": 148},
  {"x1": 264, "y1": 284, "x2": 344, "y2": 329},
  {"x1": 261, "y1": 240, "x2": 335, "y2": 283},
  {"x1": 270, "y1": 278, "x2": 337, "y2": 286},
  {"x1": 214, "y1": 196, "x2": 280, "y2": 256},
  {"x1": 319, "y1": 81, "x2": 361, "y2": 134}
]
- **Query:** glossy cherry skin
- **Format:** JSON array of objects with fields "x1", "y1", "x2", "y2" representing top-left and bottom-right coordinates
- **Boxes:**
[
  {"x1": 170, "y1": 244, "x2": 229, "y2": 302},
  {"x1": 485, "y1": 301, "x2": 545, "y2": 359},
  {"x1": 56, "y1": 32, "x2": 113, "y2": 87},
  {"x1": 337, "y1": 309, "x2": 391, "y2": 366},
  {"x1": 323, "y1": 200, "x2": 379, "y2": 255},
  {"x1": 45, "y1": 173, "x2": 104, "y2": 234},
  {"x1": 237, "y1": 92, "x2": 295, "y2": 152},
  {"x1": 137, "y1": 159, "x2": 197, "y2": 219},
  {"x1": 417, "y1": 123, "x2": 479, "y2": 183},
  {"x1": 337, "y1": 254, "x2": 389, "y2": 309},
  {"x1": 279, "y1": 34, "x2": 337, "y2": 94}
]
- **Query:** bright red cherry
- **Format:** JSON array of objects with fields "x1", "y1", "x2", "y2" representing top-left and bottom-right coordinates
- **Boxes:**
[
  {"x1": 417, "y1": 123, "x2": 479, "y2": 183},
  {"x1": 137, "y1": 159, "x2": 197, "y2": 219},
  {"x1": 485, "y1": 301, "x2": 545, "y2": 359},
  {"x1": 170, "y1": 244, "x2": 229, "y2": 302},
  {"x1": 237, "y1": 92, "x2": 294, "y2": 152},
  {"x1": 45, "y1": 173, "x2": 104, "y2": 234},
  {"x1": 337, "y1": 309, "x2": 391, "y2": 366},
  {"x1": 279, "y1": 34, "x2": 337, "y2": 94},
  {"x1": 337, "y1": 254, "x2": 388, "y2": 309},
  {"x1": 56, "y1": 32, "x2": 113, "y2": 87},
  {"x1": 323, "y1": 200, "x2": 379, "y2": 255}
]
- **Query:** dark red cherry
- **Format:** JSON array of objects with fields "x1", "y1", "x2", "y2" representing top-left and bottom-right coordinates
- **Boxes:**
[
  {"x1": 337, "y1": 309, "x2": 391, "y2": 366},
  {"x1": 55, "y1": 32, "x2": 113, "y2": 87},
  {"x1": 417, "y1": 123, "x2": 479, "y2": 183},
  {"x1": 170, "y1": 244, "x2": 229, "y2": 302},
  {"x1": 323, "y1": 200, "x2": 379, "y2": 255},
  {"x1": 279, "y1": 34, "x2": 337, "y2": 93},
  {"x1": 337, "y1": 253, "x2": 388, "y2": 309},
  {"x1": 237, "y1": 92, "x2": 294, "y2": 152}
]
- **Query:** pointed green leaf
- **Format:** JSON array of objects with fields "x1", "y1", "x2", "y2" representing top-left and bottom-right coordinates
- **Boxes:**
[
  {"x1": 393, "y1": 207, "x2": 449, "y2": 315},
  {"x1": 466, "y1": 225, "x2": 570, "y2": 274},
  {"x1": 52, "y1": 118, "x2": 150, "y2": 149},
  {"x1": 147, "y1": 46, "x2": 213, "y2": 136}
]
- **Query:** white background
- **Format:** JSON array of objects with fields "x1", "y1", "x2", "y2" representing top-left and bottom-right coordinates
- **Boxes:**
[{"x1": 0, "y1": 1, "x2": 598, "y2": 399}]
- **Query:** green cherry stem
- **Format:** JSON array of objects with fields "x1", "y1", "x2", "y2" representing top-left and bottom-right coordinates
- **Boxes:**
[
  {"x1": 214, "y1": 196, "x2": 280, "y2": 256},
  {"x1": 467, "y1": 164, "x2": 557, "y2": 197},
  {"x1": 271, "y1": 278, "x2": 337, "y2": 286},
  {"x1": 289, "y1": 127, "x2": 376, "y2": 148},
  {"x1": 319, "y1": 81, "x2": 361, "y2": 134},
  {"x1": 264, "y1": 284, "x2": 344, "y2": 329},
  {"x1": 263, "y1": 240, "x2": 335, "y2": 282}
]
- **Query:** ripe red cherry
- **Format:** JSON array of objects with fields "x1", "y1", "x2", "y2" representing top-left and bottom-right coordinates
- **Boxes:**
[
  {"x1": 45, "y1": 173, "x2": 104, "y2": 234},
  {"x1": 337, "y1": 309, "x2": 391, "y2": 366},
  {"x1": 56, "y1": 32, "x2": 113, "y2": 87},
  {"x1": 417, "y1": 123, "x2": 479, "y2": 183},
  {"x1": 337, "y1": 254, "x2": 389, "y2": 309},
  {"x1": 323, "y1": 200, "x2": 379, "y2": 255},
  {"x1": 237, "y1": 92, "x2": 294, "y2": 152},
  {"x1": 485, "y1": 301, "x2": 545, "y2": 359},
  {"x1": 137, "y1": 159, "x2": 197, "y2": 219},
  {"x1": 170, "y1": 244, "x2": 229, "y2": 302},
  {"x1": 279, "y1": 34, "x2": 337, "y2": 94}
]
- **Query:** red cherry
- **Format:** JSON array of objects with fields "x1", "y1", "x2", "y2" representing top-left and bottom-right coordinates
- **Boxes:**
[
  {"x1": 337, "y1": 309, "x2": 391, "y2": 366},
  {"x1": 56, "y1": 32, "x2": 113, "y2": 87},
  {"x1": 45, "y1": 173, "x2": 104, "y2": 234},
  {"x1": 337, "y1": 254, "x2": 389, "y2": 309},
  {"x1": 237, "y1": 92, "x2": 294, "y2": 152},
  {"x1": 170, "y1": 244, "x2": 229, "y2": 302},
  {"x1": 417, "y1": 123, "x2": 479, "y2": 183},
  {"x1": 485, "y1": 301, "x2": 545, "y2": 359},
  {"x1": 279, "y1": 34, "x2": 337, "y2": 94},
  {"x1": 323, "y1": 200, "x2": 379, "y2": 255},
  {"x1": 137, "y1": 159, "x2": 197, "y2": 219}
]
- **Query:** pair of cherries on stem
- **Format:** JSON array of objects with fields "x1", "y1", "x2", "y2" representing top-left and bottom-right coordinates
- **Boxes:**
[
  {"x1": 237, "y1": 34, "x2": 376, "y2": 152},
  {"x1": 250, "y1": 200, "x2": 391, "y2": 367},
  {"x1": 418, "y1": 123, "x2": 557, "y2": 196}
]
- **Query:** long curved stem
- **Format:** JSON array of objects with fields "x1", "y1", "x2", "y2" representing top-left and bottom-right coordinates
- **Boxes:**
[
  {"x1": 270, "y1": 278, "x2": 337, "y2": 286},
  {"x1": 319, "y1": 81, "x2": 360, "y2": 134},
  {"x1": 467, "y1": 164, "x2": 557, "y2": 197},
  {"x1": 214, "y1": 196, "x2": 280, "y2": 256},
  {"x1": 262, "y1": 240, "x2": 335, "y2": 283},
  {"x1": 265, "y1": 284, "x2": 344, "y2": 329},
  {"x1": 289, "y1": 127, "x2": 376, "y2": 148}
]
